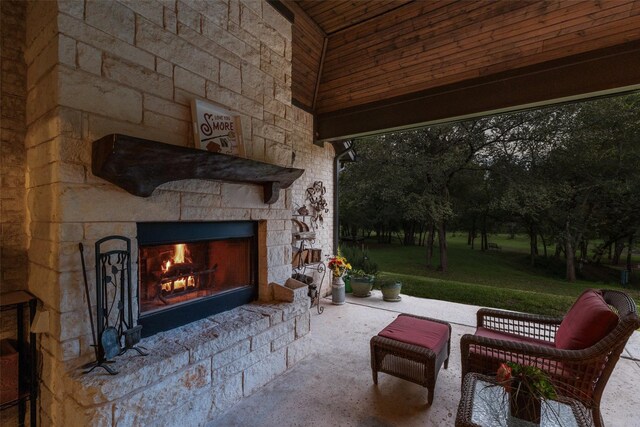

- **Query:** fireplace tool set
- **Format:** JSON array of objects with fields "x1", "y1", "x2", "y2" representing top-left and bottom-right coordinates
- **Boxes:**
[{"x1": 79, "y1": 236, "x2": 147, "y2": 375}]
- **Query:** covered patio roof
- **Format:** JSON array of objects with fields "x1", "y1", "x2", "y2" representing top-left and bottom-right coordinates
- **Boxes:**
[{"x1": 277, "y1": 0, "x2": 640, "y2": 141}]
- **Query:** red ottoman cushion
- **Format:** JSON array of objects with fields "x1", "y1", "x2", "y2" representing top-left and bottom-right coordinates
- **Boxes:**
[{"x1": 378, "y1": 314, "x2": 449, "y2": 353}]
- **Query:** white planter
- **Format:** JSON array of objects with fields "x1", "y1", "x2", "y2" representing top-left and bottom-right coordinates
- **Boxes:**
[{"x1": 332, "y1": 276, "x2": 345, "y2": 305}]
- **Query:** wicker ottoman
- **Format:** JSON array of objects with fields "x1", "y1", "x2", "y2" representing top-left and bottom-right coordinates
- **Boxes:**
[{"x1": 370, "y1": 313, "x2": 451, "y2": 405}]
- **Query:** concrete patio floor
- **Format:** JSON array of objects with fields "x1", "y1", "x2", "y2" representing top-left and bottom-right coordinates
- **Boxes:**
[{"x1": 213, "y1": 292, "x2": 640, "y2": 426}]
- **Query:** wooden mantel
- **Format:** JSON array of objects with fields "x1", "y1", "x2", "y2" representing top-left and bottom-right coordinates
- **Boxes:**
[{"x1": 92, "y1": 134, "x2": 305, "y2": 204}]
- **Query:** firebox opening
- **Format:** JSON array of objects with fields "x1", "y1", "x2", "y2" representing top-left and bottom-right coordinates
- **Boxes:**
[{"x1": 137, "y1": 221, "x2": 258, "y2": 337}]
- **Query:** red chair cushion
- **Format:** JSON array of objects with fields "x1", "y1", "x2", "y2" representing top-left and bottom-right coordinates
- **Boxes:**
[
  {"x1": 475, "y1": 327, "x2": 554, "y2": 348},
  {"x1": 470, "y1": 327, "x2": 566, "y2": 375},
  {"x1": 555, "y1": 290, "x2": 618, "y2": 350},
  {"x1": 378, "y1": 314, "x2": 449, "y2": 352}
]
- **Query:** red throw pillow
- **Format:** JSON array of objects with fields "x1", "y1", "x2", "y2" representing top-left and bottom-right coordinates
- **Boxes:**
[{"x1": 555, "y1": 290, "x2": 618, "y2": 350}]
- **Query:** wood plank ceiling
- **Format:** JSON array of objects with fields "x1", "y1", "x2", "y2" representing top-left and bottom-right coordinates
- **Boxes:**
[{"x1": 283, "y1": 0, "x2": 640, "y2": 141}]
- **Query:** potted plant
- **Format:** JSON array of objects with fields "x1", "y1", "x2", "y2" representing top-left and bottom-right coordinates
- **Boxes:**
[
  {"x1": 379, "y1": 278, "x2": 402, "y2": 302},
  {"x1": 496, "y1": 362, "x2": 557, "y2": 423},
  {"x1": 343, "y1": 246, "x2": 378, "y2": 298},
  {"x1": 327, "y1": 254, "x2": 351, "y2": 305},
  {"x1": 349, "y1": 269, "x2": 375, "y2": 297}
]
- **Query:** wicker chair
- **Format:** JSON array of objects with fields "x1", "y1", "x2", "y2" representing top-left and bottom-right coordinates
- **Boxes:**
[{"x1": 460, "y1": 289, "x2": 640, "y2": 427}]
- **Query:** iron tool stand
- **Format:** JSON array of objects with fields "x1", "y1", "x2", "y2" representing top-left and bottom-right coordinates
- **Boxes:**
[{"x1": 84, "y1": 236, "x2": 147, "y2": 375}]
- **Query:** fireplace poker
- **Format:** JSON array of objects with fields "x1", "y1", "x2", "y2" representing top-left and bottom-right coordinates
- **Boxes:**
[{"x1": 79, "y1": 243, "x2": 98, "y2": 361}]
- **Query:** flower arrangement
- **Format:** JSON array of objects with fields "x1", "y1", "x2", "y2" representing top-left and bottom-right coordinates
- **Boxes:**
[
  {"x1": 496, "y1": 362, "x2": 556, "y2": 423},
  {"x1": 496, "y1": 362, "x2": 556, "y2": 399},
  {"x1": 327, "y1": 254, "x2": 351, "y2": 278}
]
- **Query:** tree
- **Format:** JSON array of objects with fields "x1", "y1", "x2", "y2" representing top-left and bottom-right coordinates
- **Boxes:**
[
  {"x1": 565, "y1": 95, "x2": 640, "y2": 277},
  {"x1": 339, "y1": 136, "x2": 407, "y2": 241},
  {"x1": 339, "y1": 93, "x2": 640, "y2": 281}
]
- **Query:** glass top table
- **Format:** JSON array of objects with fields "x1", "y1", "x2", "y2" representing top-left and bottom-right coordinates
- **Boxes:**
[{"x1": 455, "y1": 373, "x2": 594, "y2": 427}]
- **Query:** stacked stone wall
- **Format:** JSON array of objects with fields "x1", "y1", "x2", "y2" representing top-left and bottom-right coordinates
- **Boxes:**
[{"x1": 14, "y1": 1, "x2": 334, "y2": 425}]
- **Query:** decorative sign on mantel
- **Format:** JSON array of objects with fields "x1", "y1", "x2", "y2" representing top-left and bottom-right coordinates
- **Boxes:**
[{"x1": 190, "y1": 99, "x2": 245, "y2": 156}]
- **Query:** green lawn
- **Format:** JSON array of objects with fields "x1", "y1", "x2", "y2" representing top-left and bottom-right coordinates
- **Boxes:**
[{"x1": 366, "y1": 234, "x2": 640, "y2": 316}]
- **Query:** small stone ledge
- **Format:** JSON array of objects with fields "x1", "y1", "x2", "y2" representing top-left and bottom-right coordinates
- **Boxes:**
[
  {"x1": 63, "y1": 299, "x2": 311, "y2": 425},
  {"x1": 270, "y1": 277, "x2": 308, "y2": 303}
]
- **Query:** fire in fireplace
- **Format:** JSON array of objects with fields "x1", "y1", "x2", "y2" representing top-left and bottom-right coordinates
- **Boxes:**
[
  {"x1": 137, "y1": 221, "x2": 258, "y2": 336},
  {"x1": 159, "y1": 244, "x2": 200, "y2": 296}
]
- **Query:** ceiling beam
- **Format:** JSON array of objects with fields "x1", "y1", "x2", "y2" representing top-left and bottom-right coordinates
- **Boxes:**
[
  {"x1": 312, "y1": 37, "x2": 328, "y2": 111},
  {"x1": 315, "y1": 41, "x2": 640, "y2": 142},
  {"x1": 266, "y1": 0, "x2": 295, "y2": 23}
]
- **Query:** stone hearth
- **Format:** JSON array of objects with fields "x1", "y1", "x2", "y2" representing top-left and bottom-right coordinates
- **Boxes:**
[{"x1": 64, "y1": 282, "x2": 311, "y2": 425}]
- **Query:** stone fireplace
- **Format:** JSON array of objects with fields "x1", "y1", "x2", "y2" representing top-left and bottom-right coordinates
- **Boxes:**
[
  {"x1": 137, "y1": 221, "x2": 259, "y2": 336},
  {"x1": 0, "y1": 1, "x2": 334, "y2": 425}
]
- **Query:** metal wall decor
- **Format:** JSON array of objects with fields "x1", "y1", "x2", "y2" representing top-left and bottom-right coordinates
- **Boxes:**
[
  {"x1": 291, "y1": 218, "x2": 326, "y2": 315},
  {"x1": 289, "y1": 181, "x2": 329, "y2": 313},
  {"x1": 306, "y1": 181, "x2": 329, "y2": 229}
]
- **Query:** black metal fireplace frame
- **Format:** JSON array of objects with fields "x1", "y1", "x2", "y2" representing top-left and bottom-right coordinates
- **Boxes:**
[{"x1": 137, "y1": 221, "x2": 259, "y2": 337}]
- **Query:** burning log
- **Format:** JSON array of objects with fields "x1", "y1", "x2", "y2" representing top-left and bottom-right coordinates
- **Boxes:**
[{"x1": 159, "y1": 263, "x2": 218, "y2": 298}]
